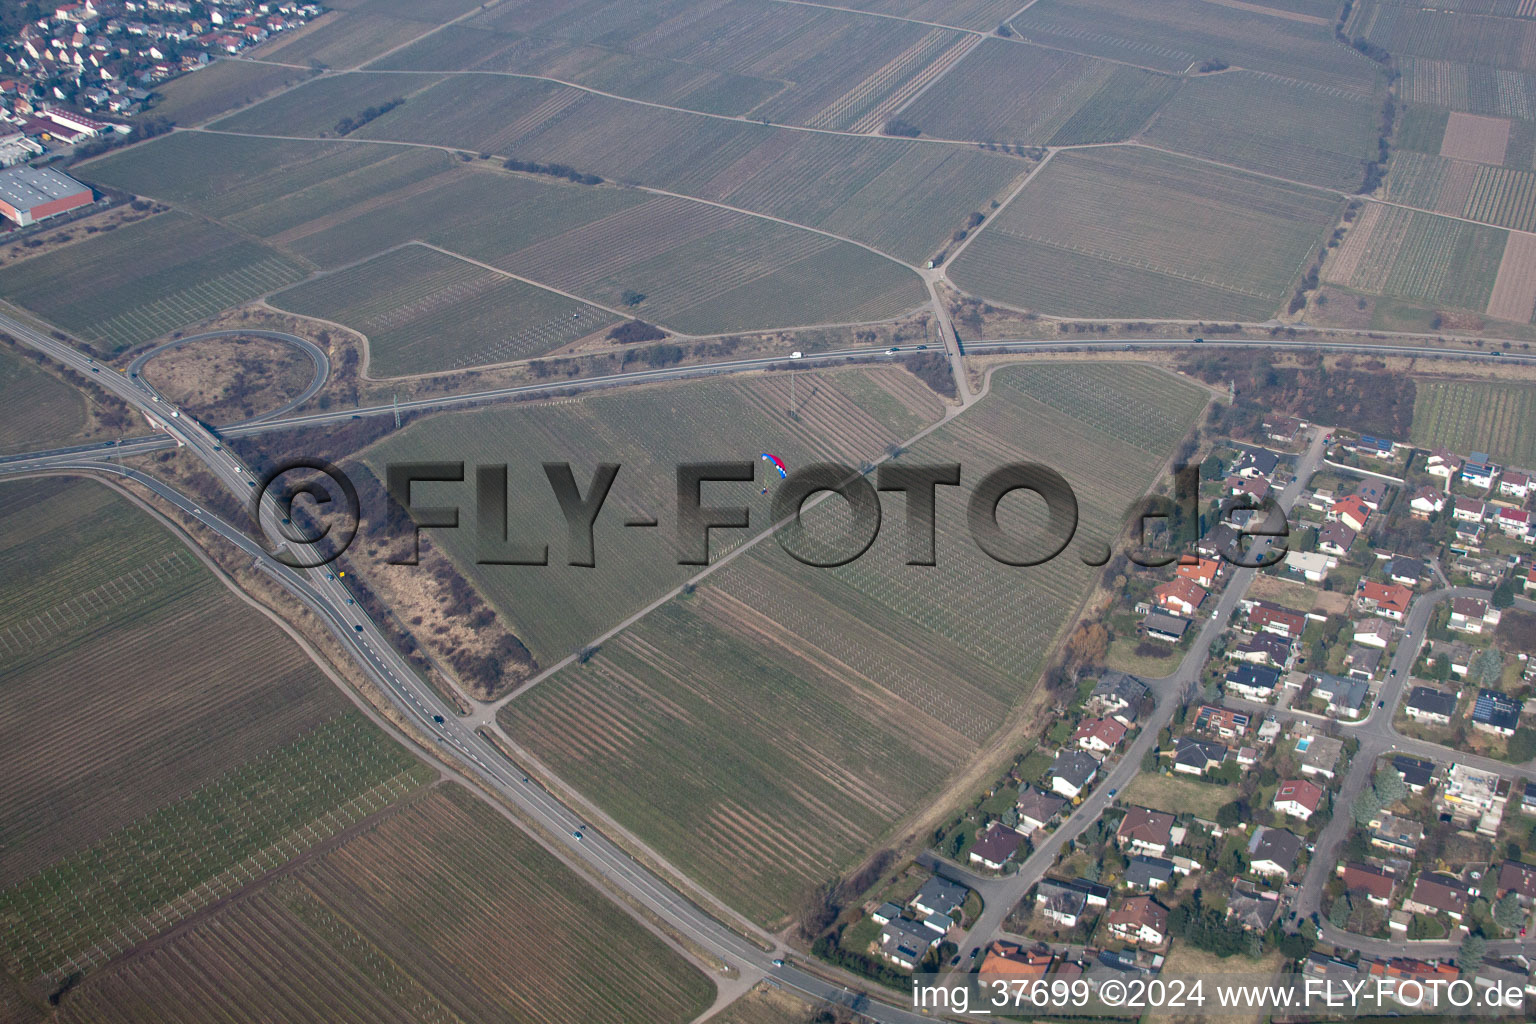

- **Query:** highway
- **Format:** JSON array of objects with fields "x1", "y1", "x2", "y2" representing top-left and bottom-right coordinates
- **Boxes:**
[{"x1": 0, "y1": 309, "x2": 948, "y2": 1021}]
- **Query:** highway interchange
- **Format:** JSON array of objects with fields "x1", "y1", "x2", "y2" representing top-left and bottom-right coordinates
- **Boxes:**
[{"x1": 8, "y1": 304, "x2": 1536, "y2": 1019}]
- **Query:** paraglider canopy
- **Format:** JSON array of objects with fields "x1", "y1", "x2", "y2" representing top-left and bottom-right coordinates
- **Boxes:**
[{"x1": 760, "y1": 453, "x2": 787, "y2": 478}]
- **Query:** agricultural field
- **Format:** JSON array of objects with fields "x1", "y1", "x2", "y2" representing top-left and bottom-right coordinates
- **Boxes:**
[
  {"x1": 144, "y1": 59, "x2": 317, "y2": 126},
  {"x1": 1412, "y1": 379, "x2": 1536, "y2": 465},
  {"x1": 362, "y1": 365, "x2": 948, "y2": 665},
  {"x1": 0, "y1": 476, "x2": 444, "y2": 996},
  {"x1": 448, "y1": 0, "x2": 980, "y2": 131},
  {"x1": 55, "y1": 785, "x2": 714, "y2": 1024},
  {"x1": 950, "y1": 146, "x2": 1340, "y2": 319},
  {"x1": 1398, "y1": 56, "x2": 1536, "y2": 119},
  {"x1": 1441, "y1": 112, "x2": 1513, "y2": 164},
  {"x1": 1141, "y1": 71, "x2": 1382, "y2": 191},
  {"x1": 805, "y1": 0, "x2": 1021, "y2": 31},
  {"x1": 1323, "y1": 202, "x2": 1508, "y2": 311},
  {"x1": 498, "y1": 363, "x2": 1209, "y2": 923},
  {"x1": 0, "y1": 347, "x2": 85, "y2": 454},
  {"x1": 1008, "y1": 0, "x2": 1380, "y2": 95},
  {"x1": 0, "y1": 211, "x2": 306, "y2": 353},
  {"x1": 328, "y1": 72, "x2": 1024, "y2": 262},
  {"x1": 251, "y1": 0, "x2": 484, "y2": 71},
  {"x1": 713, "y1": 983, "x2": 819, "y2": 1024},
  {"x1": 1488, "y1": 230, "x2": 1536, "y2": 322},
  {"x1": 210, "y1": 70, "x2": 444, "y2": 137},
  {"x1": 899, "y1": 39, "x2": 1179, "y2": 145},
  {"x1": 1385, "y1": 151, "x2": 1481, "y2": 216},
  {"x1": 1348, "y1": 0, "x2": 1536, "y2": 73},
  {"x1": 270, "y1": 244, "x2": 619, "y2": 375}
]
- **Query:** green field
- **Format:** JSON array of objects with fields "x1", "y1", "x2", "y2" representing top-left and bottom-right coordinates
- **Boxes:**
[
  {"x1": 271, "y1": 244, "x2": 619, "y2": 375},
  {"x1": 210, "y1": 70, "x2": 443, "y2": 137},
  {"x1": 1412, "y1": 379, "x2": 1536, "y2": 466},
  {"x1": 1142, "y1": 71, "x2": 1382, "y2": 191},
  {"x1": 0, "y1": 477, "x2": 442, "y2": 994},
  {"x1": 1009, "y1": 0, "x2": 1380, "y2": 94},
  {"x1": 145, "y1": 59, "x2": 317, "y2": 126},
  {"x1": 901, "y1": 39, "x2": 1178, "y2": 145},
  {"x1": 1324, "y1": 202, "x2": 1506, "y2": 310},
  {"x1": 363, "y1": 365, "x2": 947, "y2": 664},
  {"x1": 0, "y1": 211, "x2": 307, "y2": 352},
  {"x1": 497, "y1": 363, "x2": 1209, "y2": 923},
  {"x1": 55, "y1": 786, "x2": 713, "y2": 1024},
  {"x1": 0, "y1": 347, "x2": 85, "y2": 455},
  {"x1": 950, "y1": 146, "x2": 1341, "y2": 319}
]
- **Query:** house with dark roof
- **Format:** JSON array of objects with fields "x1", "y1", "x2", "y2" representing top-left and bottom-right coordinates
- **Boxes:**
[
  {"x1": 1225, "y1": 664, "x2": 1281, "y2": 701},
  {"x1": 1472, "y1": 689, "x2": 1522, "y2": 737},
  {"x1": 1172, "y1": 737, "x2": 1226, "y2": 775},
  {"x1": 1106, "y1": 896, "x2": 1169, "y2": 947},
  {"x1": 878, "y1": 917, "x2": 939, "y2": 970},
  {"x1": 1405, "y1": 874, "x2": 1471, "y2": 921},
  {"x1": 1304, "y1": 952, "x2": 1361, "y2": 982},
  {"x1": 1346, "y1": 644, "x2": 1381, "y2": 681},
  {"x1": 1498, "y1": 859, "x2": 1536, "y2": 904},
  {"x1": 1233, "y1": 447, "x2": 1279, "y2": 478},
  {"x1": 1142, "y1": 612, "x2": 1189, "y2": 643},
  {"x1": 911, "y1": 876, "x2": 968, "y2": 918},
  {"x1": 1196, "y1": 521, "x2": 1246, "y2": 561},
  {"x1": 970, "y1": 821, "x2": 1025, "y2": 871},
  {"x1": 1245, "y1": 600, "x2": 1307, "y2": 639},
  {"x1": 1233, "y1": 632, "x2": 1292, "y2": 668},
  {"x1": 1318, "y1": 520, "x2": 1357, "y2": 556},
  {"x1": 1088, "y1": 672, "x2": 1148, "y2": 723},
  {"x1": 1124, "y1": 855, "x2": 1175, "y2": 892},
  {"x1": 1037, "y1": 888, "x2": 1087, "y2": 927},
  {"x1": 1016, "y1": 785, "x2": 1067, "y2": 834},
  {"x1": 1247, "y1": 827, "x2": 1303, "y2": 878},
  {"x1": 1195, "y1": 704, "x2": 1250, "y2": 739},
  {"x1": 1388, "y1": 556, "x2": 1425, "y2": 587},
  {"x1": 1391, "y1": 754, "x2": 1436, "y2": 793},
  {"x1": 1225, "y1": 881, "x2": 1280, "y2": 931},
  {"x1": 1310, "y1": 672, "x2": 1368, "y2": 717},
  {"x1": 1370, "y1": 812, "x2": 1423, "y2": 855},
  {"x1": 1116, "y1": 807, "x2": 1175, "y2": 856},
  {"x1": 1049, "y1": 749, "x2": 1100, "y2": 798},
  {"x1": 1405, "y1": 685, "x2": 1458, "y2": 726}
]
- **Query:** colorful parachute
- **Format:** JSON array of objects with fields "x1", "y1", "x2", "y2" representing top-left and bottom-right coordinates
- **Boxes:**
[{"x1": 760, "y1": 453, "x2": 787, "y2": 479}]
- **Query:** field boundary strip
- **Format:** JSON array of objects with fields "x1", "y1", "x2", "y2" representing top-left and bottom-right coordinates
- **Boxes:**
[{"x1": 0, "y1": 551, "x2": 196, "y2": 656}]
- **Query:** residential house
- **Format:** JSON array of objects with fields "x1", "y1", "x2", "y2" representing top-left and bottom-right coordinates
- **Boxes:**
[
  {"x1": 911, "y1": 876, "x2": 968, "y2": 918},
  {"x1": 1356, "y1": 580, "x2": 1413, "y2": 621},
  {"x1": 1263, "y1": 415, "x2": 1300, "y2": 442},
  {"x1": 1497, "y1": 859, "x2": 1536, "y2": 905},
  {"x1": 1405, "y1": 873, "x2": 1471, "y2": 921},
  {"x1": 1463, "y1": 453, "x2": 1499, "y2": 489},
  {"x1": 1286, "y1": 549, "x2": 1336, "y2": 582},
  {"x1": 1037, "y1": 887, "x2": 1087, "y2": 927},
  {"x1": 1125, "y1": 855, "x2": 1175, "y2": 892},
  {"x1": 1016, "y1": 785, "x2": 1067, "y2": 834},
  {"x1": 971, "y1": 821, "x2": 1025, "y2": 871},
  {"x1": 1247, "y1": 827, "x2": 1303, "y2": 878},
  {"x1": 1087, "y1": 675, "x2": 1148, "y2": 724},
  {"x1": 1257, "y1": 717, "x2": 1282, "y2": 744},
  {"x1": 1310, "y1": 672, "x2": 1368, "y2": 717},
  {"x1": 1425, "y1": 449, "x2": 1462, "y2": 480},
  {"x1": 1225, "y1": 664, "x2": 1281, "y2": 701},
  {"x1": 1072, "y1": 717, "x2": 1128, "y2": 754},
  {"x1": 1195, "y1": 704, "x2": 1251, "y2": 739},
  {"x1": 1405, "y1": 685, "x2": 1459, "y2": 726},
  {"x1": 1346, "y1": 644, "x2": 1382, "y2": 681},
  {"x1": 1366, "y1": 958, "x2": 1460, "y2": 1005},
  {"x1": 1233, "y1": 632, "x2": 1292, "y2": 668},
  {"x1": 1245, "y1": 600, "x2": 1307, "y2": 639},
  {"x1": 1196, "y1": 521, "x2": 1246, "y2": 561},
  {"x1": 1305, "y1": 952, "x2": 1362, "y2": 982},
  {"x1": 871, "y1": 902, "x2": 902, "y2": 925},
  {"x1": 1370, "y1": 812, "x2": 1424, "y2": 855},
  {"x1": 1318, "y1": 520, "x2": 1357, "y2": 556},
  {"x1": 1500, "y1": 469, "x2": 1532, "y2": 500},
  {"x1": 1441, "y1": 763, "x2": 1508, "y2": 834},
  {"x1": 1410, "y1": 485, "x2": 1446, "y2": 520},
  {"x1": 1353, "y1": 480, "x2": 1389, "y2": 510},
  {"x1": 1330, "y1": 495, "x2": 1371, "y2": 533},
  {"x1": 1233, "y1": 448, "x2": 1279, "y2": 479},
  {"x1": 1338, "y1": 862, "x2": 1398, "y2": 906},
  {"x1": 1472, "y1": 690, "x2": 1522, "y2": 737},
  {"x1": 1387, "y1": 557, "x2": 1425, "y2": 587},
  {"x1": 1176, "y1": 557, "x2": 1220, "y2": 589},
  {"x1": 1353, "y1": 435, "x2": 1399, "y2": 460},
  {"x1": 1225, "y1": 881, "x2": 1280, "y2": 931},
  {"x1": 1172, "y1": 737, "x2": 1226, "y2": 775},
  {"x1": 1353, "y1": 618, "x2": 1394, "y2": 648},
  {"x1": 1273, "y1": 779, "x2": 1324, "y2": 821},
  {"x1": 1450, "y1": 596, "x2": 1500, "y2": 634},
  {"x1": 1297, "y1": 733, "x2": 1344, "y2": 779},
  {"x1": 1116, "y1": 807, "x2": 1175, "y2": 857},
  {"x1": 1142, "y1": 612, "x2": 1189, "y2": 643},
  {"x1": 878, "y1": 917, "x2": 939, "y2": 970},
  {"x1": 1049, "y1": 749, "x2": 1100, "y2": 799},
  {"x1": 1152, "y1": 578, "x2": 1207, "y2": 617},
  {"x1": 1391, "y1": 754, "x2": 1436, "y2": 793},
  {"x1": 1105, "y1": 896, "x2": 1168, "y2": 947},
  {"x1": 1497, "y1": 506, "x2": 1533, "y2": 540},
  {"x1": 1453, "y1": 496, "x2": 1490, "y2": 523},
  {"x1": 979, "y1": 942, "x2": 1056, "y2": 981}
]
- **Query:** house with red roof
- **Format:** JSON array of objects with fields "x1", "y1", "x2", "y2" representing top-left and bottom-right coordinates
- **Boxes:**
[
  {"x1": 1329, "y1": 495, "x2": 1370, "y2": 532},
  {"x1": 1152, "y1": 578, "x2": 1207, "y2": 617},
  {"x1": 1356, "y1": 580, "x2": 1412, "y2": 622},
  {"x1": 1272, "y1": 779, "x2": 1324, "y2": 821}
]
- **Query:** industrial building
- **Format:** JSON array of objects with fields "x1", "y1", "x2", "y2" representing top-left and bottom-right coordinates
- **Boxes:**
[{"x1": 0, "y1": 166, "x2": 93, "y2": 226}]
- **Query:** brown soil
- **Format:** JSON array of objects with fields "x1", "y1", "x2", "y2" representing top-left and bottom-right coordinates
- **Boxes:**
[{"x1": 140, "y1": 334, "x2": 314, "y2": 423}]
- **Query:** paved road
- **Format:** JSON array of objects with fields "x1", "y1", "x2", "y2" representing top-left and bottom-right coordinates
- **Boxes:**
[
  {"x1": 950, "y1": 429, "x2": 1329, "y2": 960},
  {"x1": 125, "y1": 328, "x2": 331, "y2": 423},
  {"x1": 2, "y1": 309, "x2": 949, "y2": 1023}
]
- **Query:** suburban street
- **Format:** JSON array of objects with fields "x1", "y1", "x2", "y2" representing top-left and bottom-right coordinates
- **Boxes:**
[{"x1": 947, "y1": 429, "x2": 1330, "y2": 959}]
